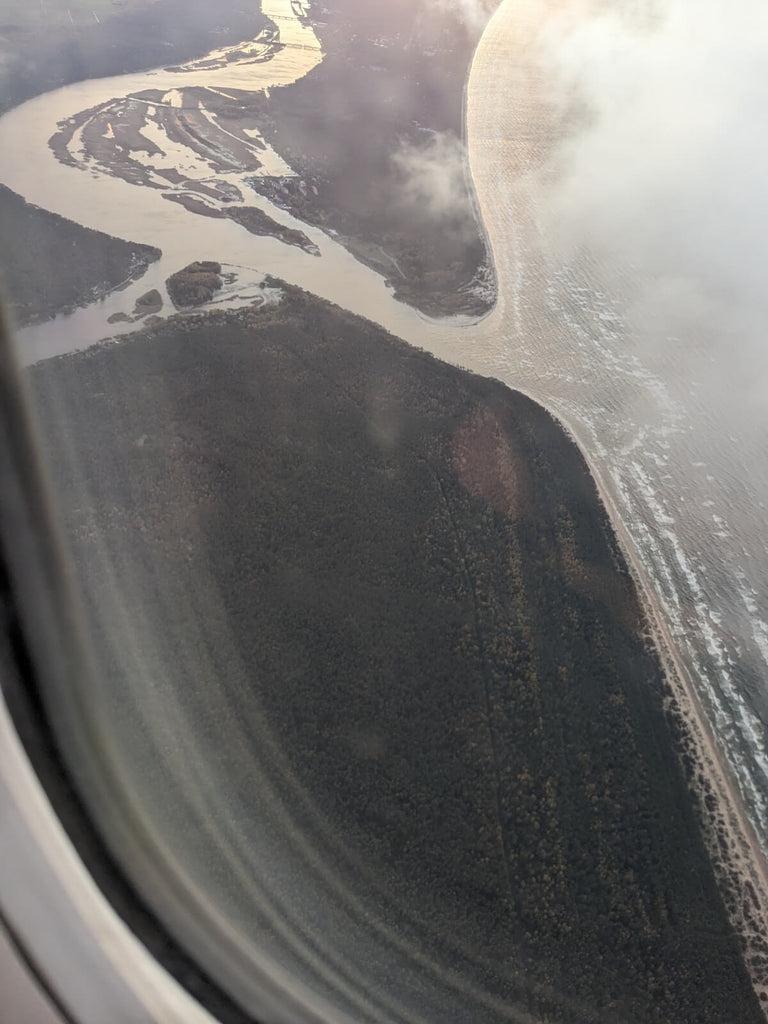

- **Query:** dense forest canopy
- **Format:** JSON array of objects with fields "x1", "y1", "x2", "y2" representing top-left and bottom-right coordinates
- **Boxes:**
[{"x1": 28, "y1": 288, "x2": 762, "y2": 1022}]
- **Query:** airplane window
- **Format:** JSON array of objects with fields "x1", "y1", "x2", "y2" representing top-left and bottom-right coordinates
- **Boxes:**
[{"x1": 1, "y1": 0, "x2": 768, "y2": 1022}]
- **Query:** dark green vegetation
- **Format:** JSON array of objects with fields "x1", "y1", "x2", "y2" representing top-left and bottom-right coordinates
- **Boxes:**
[
  {"x1": 166, "y1": 260, "x2": 222, "y2": 309},
  {"x1": 0, "y1": 0, "x2": 496, "y2": 323},
  {"x1": 212, "y1": 0, "x2": 498, "y2": 316},
  {"x1": 29, "y1": 289, "x2": 760, "y2": 1023},
  {"x1": 0, "y1": 0, "x2": 262, "y2": 328},
  {"x1": 0, "y1": 184, "x2": 159, "y2": 327},
  {"x1": 227, "y1": 206, "x2": 319, "y2": 255},
  {"x1": 133, "y1": 289, "x2": 162, "y2": 316},
  {"x1": 0, "y1": 0, "x2": 267, "y2": 115}
]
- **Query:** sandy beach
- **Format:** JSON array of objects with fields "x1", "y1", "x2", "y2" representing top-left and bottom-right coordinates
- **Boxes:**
[
  {"x1": 561, "y1": 406, "x2": 768, "y2": 1007},
  {"x1": 466, "y1": 0, "x2": 768, "y2": 1009},
  {"x1": 1, "y1": 0, "x2": 767, "y2": 1015}
]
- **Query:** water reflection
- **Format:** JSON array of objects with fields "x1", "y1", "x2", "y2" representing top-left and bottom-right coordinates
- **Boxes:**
[{"x1": 1, "y1": 0, "x2": 768, "y2": 1018}]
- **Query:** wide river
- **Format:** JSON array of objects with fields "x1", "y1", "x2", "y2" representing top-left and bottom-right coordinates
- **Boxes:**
[{"x1": 1, "y1": 0, "x2": 767, "y2": 1018}]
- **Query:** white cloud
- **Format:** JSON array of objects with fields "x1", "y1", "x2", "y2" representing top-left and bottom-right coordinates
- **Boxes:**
[
  {"x1": 392, "y1": 131, "x2": 476, "y2": 237},
  {"x1": 536, "y1": 0, "x2": 768, "y2": 387},
  {"x1": 427, "y1": 0, "x2": 497, "y2": 33}
]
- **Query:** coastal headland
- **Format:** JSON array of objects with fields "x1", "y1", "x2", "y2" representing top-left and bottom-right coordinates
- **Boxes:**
[
  {"x1": 0, "y1": 0, "x2": 497, "y2": 325},
  {"x1": 29, "y1": 288, "x2": 765, "y2": 1022},
  {"x1": 2, "y1": 0, "x2": 768, "y2": 1020}
]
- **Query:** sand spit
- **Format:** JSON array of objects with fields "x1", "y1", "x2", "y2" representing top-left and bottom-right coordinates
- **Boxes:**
[{"x1": 1, "y1": 0, "x2": 767, "y2": 1013}]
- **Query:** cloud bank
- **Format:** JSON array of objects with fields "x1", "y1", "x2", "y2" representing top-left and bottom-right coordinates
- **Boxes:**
[{"x1": 536, "y1": 0, "x2": 768, "y2": 398}]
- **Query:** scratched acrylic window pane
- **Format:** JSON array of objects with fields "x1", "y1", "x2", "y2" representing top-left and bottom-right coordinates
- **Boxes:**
[{"x1": 2, "y1": 0, "x2": 768, "y2": 1022}]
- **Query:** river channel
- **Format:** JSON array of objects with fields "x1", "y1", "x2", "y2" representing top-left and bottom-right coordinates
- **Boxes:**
[{"x1": 1, "y1": 0, "x2": 768, "y2": 1016}]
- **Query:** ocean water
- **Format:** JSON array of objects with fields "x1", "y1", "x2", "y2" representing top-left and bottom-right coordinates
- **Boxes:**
[
  {"x1": 1, "y1": 0, "x2": 767, "y2": 1017},
  {"x1": 467, "y1": 0, "x2": 768, "y2": 850}
]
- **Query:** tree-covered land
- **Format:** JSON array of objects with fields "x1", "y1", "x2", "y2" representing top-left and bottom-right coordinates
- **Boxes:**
[
  {"x1": 0, "y1": 0, "x2": 267, "y2": 116},
  {"x1": 215, "y1": 0, "x2": 499, "y2": 316},
  {"x1": 227, "y1": 206, "x2": 319, "y2": 255},
  {"x1": 29, "y1": 289, "x2": 761, "y2": 1022},
  {"x1": 166, "y1": 260, "x2": 223, "y2": 309},
  {"x1": 0, "y1": 184, "x2": 159, "y2": 327},
  {"x1": 0, "y1": 0, "x2": 497, "y2": 322}
]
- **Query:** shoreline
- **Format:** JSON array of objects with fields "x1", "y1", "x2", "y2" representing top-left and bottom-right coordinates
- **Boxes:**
[
  {"x1": 31, "y1": 291, "x2": 764, "y2": 1022},
  {"x1": 463, "y1": 0, "x2": 768, "y2": 1007},
  {"x1": 2, "y1": 0, "x2": 767, "y2": 1012},
  {"x1": 554, "y1": 406, "x2": 768, "y2": 1008}
]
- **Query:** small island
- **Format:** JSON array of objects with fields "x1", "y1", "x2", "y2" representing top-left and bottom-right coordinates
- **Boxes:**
[
  {"x1": 166, "y1": 261, "x2": 223, "y2": 309},
  {"x1": 226, "y1": 206, "x2": 319, "y2": 255},
  {"x1": 4, "y1": 0, "x2": 768, "y2": 1021}
]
